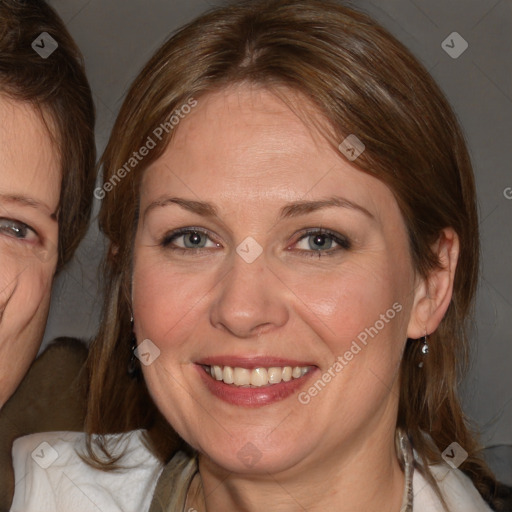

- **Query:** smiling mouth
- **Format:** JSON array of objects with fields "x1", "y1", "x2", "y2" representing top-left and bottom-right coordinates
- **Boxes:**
[{"x1": 202, "y1": 364, "x2": 314, "y2": 387}]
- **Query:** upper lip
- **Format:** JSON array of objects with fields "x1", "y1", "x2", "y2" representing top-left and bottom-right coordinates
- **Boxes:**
[{"x1": 196, "y1": 356, "x2": 316, "y2": 369}]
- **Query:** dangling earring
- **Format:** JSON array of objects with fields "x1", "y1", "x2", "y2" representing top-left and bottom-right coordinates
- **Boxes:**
[
  {"x1": 127, "y1": 315, "x2": 139, "y2": 378},
  {"x1": 418, "y1": 332, "x2": 429, "y2": 368}
]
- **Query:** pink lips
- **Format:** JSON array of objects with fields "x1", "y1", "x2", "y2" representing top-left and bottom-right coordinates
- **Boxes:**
[{"x1": 195, "y1": 355, "x2": 317, "y2": 407}]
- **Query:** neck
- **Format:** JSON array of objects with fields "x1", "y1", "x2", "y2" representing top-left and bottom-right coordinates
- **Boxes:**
[{"x1": 191, "y1": 424, "x2": 405, "y2": 512}]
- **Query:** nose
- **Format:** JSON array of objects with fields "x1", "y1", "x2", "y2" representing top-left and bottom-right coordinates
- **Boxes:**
[{"x1": 209, "y1": 253, "x2": 289, "y2": 338}]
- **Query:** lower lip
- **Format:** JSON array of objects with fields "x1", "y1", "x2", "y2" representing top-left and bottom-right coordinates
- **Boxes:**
[{"x1": 196, "y1": 365, "x2": 317, "y2": 407}]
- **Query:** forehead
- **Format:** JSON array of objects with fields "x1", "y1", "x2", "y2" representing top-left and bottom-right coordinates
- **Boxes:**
[
  {"x1": 141, "y1": 85, "x2": 396, "y2": 221},
  {"x1": 169, "y1": 85, "x2": 328, "y2": 168},
  {"x1": 0, "y1": 95, "x2": 61, "y2": 211}
]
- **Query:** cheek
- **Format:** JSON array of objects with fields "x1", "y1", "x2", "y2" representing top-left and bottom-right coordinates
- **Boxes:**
[
  {"x1": 284, "y1": 260, "x2": 410, "y2": 428},
  {"x1": 284, "y1": 257, "x2": 409, "y2": 357},
  {"x1": 0, "y1": 260, "x2": 53, "y2": 406},
  {"x1": 0, "y1": 255, "x2": 52, "y2": 313},
  {"x1": 132, "y1": 255, "x2": 216, "y2": 352}
]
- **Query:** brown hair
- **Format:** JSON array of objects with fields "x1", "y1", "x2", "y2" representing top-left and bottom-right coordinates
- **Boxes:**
[
  {"x1": 86, "y1": 0, "x2": 505, "y2": 508},
  {"x1": 0, "y1": 0, "x2": 96, "y2": 270}
]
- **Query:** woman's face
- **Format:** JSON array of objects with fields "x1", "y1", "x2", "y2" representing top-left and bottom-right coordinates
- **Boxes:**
[
  {"x1": 0, "y1": 96, "x2": 60, "y2": 408},
  {"x1": 133, "y1": 85, "x2": 422, "y2": 475}
]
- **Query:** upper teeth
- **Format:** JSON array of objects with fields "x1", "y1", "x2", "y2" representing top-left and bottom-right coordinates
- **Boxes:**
[{"x1": 207, "y1": 365, "x2": 310, "y2": 387}]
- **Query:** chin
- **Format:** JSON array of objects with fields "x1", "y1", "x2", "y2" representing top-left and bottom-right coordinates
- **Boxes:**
[{"x1": 186, "y1": 425, "x2": 318, "y2": 476}]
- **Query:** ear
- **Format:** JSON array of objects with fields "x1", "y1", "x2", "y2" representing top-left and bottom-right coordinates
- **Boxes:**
[{"x1": 406, "y1": 228, "x2": 460, "y2": 339}]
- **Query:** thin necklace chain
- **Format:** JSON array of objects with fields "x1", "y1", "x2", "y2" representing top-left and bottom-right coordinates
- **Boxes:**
[{"x1": 398, "y1": 429, "x2": 415, "y2": 511}]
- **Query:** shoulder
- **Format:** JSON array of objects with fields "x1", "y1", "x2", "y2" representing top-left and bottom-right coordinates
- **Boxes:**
[
  {"x1": 0, "y1": 338, "x2": 89, "y2": 512},
  {"x1": 1, "y1": 337, "x2": 88, "y2": 433},
  {"x1": 10, "y1": 430, "x2": 163, "y2": 512},
  {"x1": 413, "y1": 462, "x2": 494, "y2": 512}
]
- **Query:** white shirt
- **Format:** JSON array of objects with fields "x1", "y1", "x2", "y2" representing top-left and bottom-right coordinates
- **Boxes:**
[
  {"x1": 10, "y1": 430, "x2": 493, "y2": 511},
  {"x1": 412, "y1": 463, "x2": 493, "y2": 511},
  {"x1": 10, "y1": 430, "x2": 162, "y2": 512}
]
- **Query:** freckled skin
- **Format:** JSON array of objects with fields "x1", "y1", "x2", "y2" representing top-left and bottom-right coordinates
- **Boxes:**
[
  {"x1": 0, "y1": 96, "x2": 60, "y2": 408},
  {"x1": 132, "y1": 85, "x2": 451, "y2": 511}
]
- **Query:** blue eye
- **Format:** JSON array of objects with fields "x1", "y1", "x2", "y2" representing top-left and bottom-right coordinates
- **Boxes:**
[
  {"x1": 0, "y1": 218, "x2": 37, "y2": 241},
  {"x1": 305, "y1": 233, "x2": 334, "y2": 250},
  {"x1": 162, "y1": 228, "x2": 220, "y2": 250},
  {"x1": 294, "y1": 229, "x2": 350, "y2": 255}
]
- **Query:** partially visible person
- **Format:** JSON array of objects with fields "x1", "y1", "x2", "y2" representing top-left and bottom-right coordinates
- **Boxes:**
[{"x1": 0, "y1": 0, "x2": 96, "y2": 509}]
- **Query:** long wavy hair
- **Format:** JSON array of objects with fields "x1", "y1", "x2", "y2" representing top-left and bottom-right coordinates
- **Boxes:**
[{"x1": 86, "y1": 0, "x2": 505, "y2": 509}]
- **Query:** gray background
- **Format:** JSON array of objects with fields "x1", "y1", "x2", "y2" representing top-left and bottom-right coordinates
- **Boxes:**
[{"x1": 42, "y1": 0, "x2": 512, "y2": 449}]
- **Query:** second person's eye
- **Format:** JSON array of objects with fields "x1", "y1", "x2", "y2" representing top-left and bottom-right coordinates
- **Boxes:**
[{"x1": 0, "y1": 218, "x2": 38, "y2": 242}]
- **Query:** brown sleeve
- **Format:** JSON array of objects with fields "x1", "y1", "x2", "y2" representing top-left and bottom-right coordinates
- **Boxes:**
[{"x1": 0, "y1": 337, "x2": 88, "y2": 512}]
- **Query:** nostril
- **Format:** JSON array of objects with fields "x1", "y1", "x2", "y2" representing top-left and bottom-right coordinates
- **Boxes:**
[{"x1": 254, "y1": 323, "x2": 274, "y2": 337}]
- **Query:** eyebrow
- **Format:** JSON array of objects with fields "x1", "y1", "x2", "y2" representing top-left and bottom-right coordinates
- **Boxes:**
[
  {"x1": 0, "y1": 193, "x2": 58, "y2": 220},
  {"x1": 279, "y1": 196, "x2": 374, "y2": 220},
  {"x1": 144, "y1": 195, "x2": 374, "y2": 221},
  {"x1": 144, "y1": 197, "x2": 218, "y2": 220}
]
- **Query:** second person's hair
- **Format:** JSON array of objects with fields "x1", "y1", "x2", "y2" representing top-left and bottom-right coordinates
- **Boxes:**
[{"x1": 0, "y1": 0, "x2": 96, "y2": 270}]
